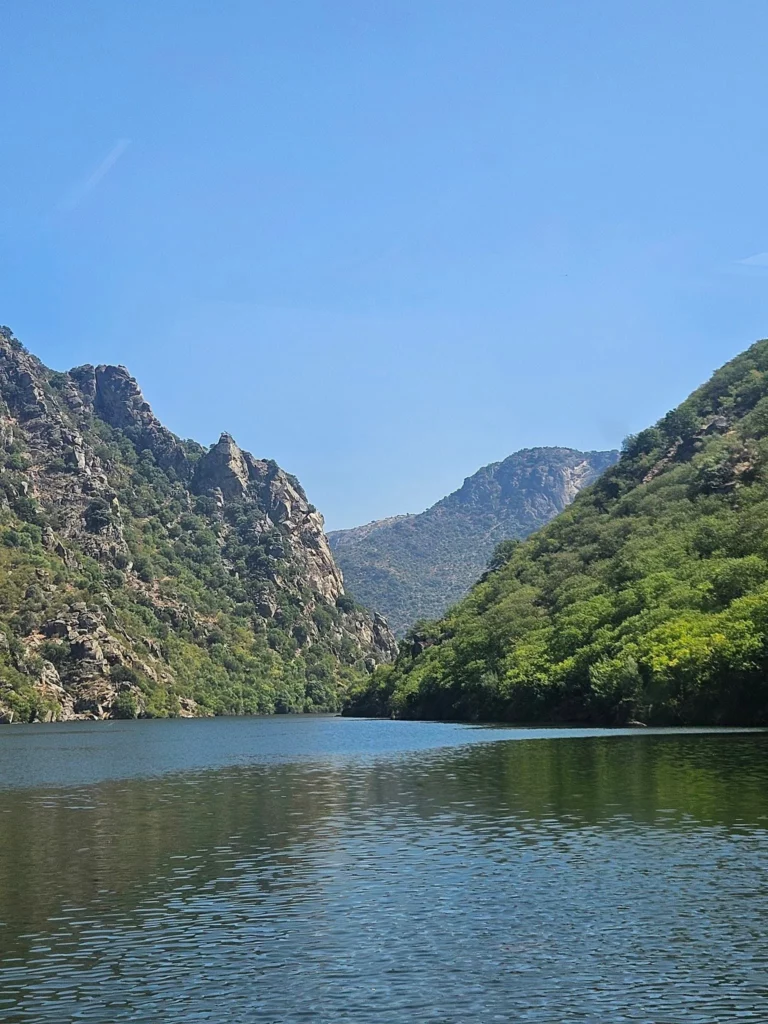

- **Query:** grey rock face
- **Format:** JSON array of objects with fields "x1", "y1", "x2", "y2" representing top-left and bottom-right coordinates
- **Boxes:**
[{"x1": 192, "y1": 433, "x2": 251, "y2": 500}]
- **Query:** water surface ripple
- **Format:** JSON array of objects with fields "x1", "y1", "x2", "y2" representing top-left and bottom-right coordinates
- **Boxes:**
[{"x1": 0, "y1": 718, "x2": 766, "y2": 1022}]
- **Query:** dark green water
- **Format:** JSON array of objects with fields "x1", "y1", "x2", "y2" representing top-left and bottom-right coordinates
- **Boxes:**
[{"x1": 0, "y1": 718, "x2": 767, "y2": 1022}]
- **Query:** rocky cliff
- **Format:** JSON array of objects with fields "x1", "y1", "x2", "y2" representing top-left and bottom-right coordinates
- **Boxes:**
[
  {"x1": 329, "y1": 447, "x2": 619, "y2": 635},
  {"x1": 0, "y1": 326, "x2": 395, "y2": 722}
]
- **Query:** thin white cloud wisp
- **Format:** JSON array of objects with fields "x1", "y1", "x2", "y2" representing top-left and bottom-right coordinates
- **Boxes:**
[
  {"x1": 59, "y1": 138, "x2": 131, "y2": 212},
  {"x1": 737, "y1": 252, "x2": 768, "y2": 267}
]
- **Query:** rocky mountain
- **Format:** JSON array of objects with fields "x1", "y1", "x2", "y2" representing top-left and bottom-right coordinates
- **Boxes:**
[
  {"x1": 329, "y1": 448, "x2": 619, "y2": 635},
  {"x1": 346, "y1": 339, "x2": 768, "y2": 727},
  {"x1": 0, "y1": 326, "x2": 395, "y2": 723}
]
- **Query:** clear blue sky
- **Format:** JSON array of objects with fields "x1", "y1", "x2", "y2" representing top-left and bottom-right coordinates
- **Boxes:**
[{"x1": 3, "y1": 1, "x2": 768, "y2": 529}]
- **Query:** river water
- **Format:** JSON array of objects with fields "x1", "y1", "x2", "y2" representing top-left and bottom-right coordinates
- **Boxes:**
[{"x1": 0, "y1": 717, "x2": 766, "y2": 1022}]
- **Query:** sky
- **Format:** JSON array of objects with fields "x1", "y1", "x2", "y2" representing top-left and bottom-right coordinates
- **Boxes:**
[{"x1": 3, "y1": 1, "x2": 768, "y2": 529}]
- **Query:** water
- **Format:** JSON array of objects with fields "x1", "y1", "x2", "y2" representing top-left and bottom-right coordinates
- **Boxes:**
[{"x1": 0, "y1": 718, "x2": 767, "y2": 1023}]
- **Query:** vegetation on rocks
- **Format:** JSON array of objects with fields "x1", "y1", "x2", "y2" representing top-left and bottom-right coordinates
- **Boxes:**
[
  {"x1": 345, "y1": 340, "x2": 768, "y2": 726},
  {"x1": 0, "y1": 327, "x2": 394, "y2": 723}
]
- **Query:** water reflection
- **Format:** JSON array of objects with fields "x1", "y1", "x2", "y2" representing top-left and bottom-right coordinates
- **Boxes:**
[{"x1": 1, "y1": 728, "x2": 767, "y2": 1022}]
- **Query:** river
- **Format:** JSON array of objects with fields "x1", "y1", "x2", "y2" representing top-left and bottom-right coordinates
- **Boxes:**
[{"x1": 0, "y1": 717, "x2": 766, "y2": 1022}]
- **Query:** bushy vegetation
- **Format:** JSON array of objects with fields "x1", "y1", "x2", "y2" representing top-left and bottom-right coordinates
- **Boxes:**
[
  {"x1": 0, "y1": 331, "x2": 380, "y2": 720},
  {"x1": 346, "y1": 341, "x2": 768, "y2": 725},
  {"x1": 0, "y1": 477, "x2": 366, "y2": 720}
]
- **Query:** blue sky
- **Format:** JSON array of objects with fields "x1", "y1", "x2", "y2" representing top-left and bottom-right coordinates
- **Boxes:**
[{"x1": 3, "y1": 1, "x2": 768, "y2": 529}]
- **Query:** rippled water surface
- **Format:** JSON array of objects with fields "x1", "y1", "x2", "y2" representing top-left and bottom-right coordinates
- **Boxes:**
[{"x1": 1, "y1": 718, "x2": 767, "y2": 1023}]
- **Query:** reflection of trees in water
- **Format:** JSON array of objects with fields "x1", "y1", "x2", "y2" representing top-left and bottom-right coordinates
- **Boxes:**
[
  {"x1": 1, "y1": 733, "x2": 766, "y2": 950},
  {"x1": 0, "y1": 761, "x2": 354, "y2": 945},
  {"x1": 352, "y1": 733, "x2": 768, "y2": 831}
]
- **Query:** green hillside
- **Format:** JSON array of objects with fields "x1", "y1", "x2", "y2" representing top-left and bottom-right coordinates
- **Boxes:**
[
  {"x1": 345, "y1": 340, "x2": 768, "y2": 726},
  {"x1": 0, "y1": 327, "x2": 394, "y2": 723}
]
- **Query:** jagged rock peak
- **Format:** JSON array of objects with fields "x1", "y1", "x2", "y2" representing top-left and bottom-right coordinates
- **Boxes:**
[
  {"x1": 190, "y1": 432, "x2": 346, "y2": 601},
  {"x1": 64, "y1": 363, "x2": 149, "y2": 428},
  {"x1": 66, "y1": 362, "x2": 189, "y2": 476},
  {"x1": 0, "y1": 326, "x2": 50, "y2": 421},
  {"x1": 192, "y1": 432, "x2": 251, "y2": 500},
  {"x1": 93, "y1": 364, "x2": 154, "y2": 430}
]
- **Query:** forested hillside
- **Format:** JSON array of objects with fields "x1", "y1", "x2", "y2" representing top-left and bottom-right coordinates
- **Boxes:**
[
  {"x1": 0, "y1": 327, "x2": 394, "y2": 723},
  {"x1": 329, "y1": 448, "x2": 617, "y2": 635},
  {"x1": 345, "y1": 340, "x2": 768, "y2": 726}
]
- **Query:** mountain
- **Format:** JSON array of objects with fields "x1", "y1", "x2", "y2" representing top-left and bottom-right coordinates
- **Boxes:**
[
  {"x1": 328, "y1": 448, "x2": 619, "y2": 635},
  {"x1": 0, "y1": 326, "x2": 395, "y2": 723},
  {"x1": 345, "y1": 339, "x2": 768, "y2": 727}
]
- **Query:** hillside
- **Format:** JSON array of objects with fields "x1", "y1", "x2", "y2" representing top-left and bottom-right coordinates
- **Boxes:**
[
  {"x1": 329, "y1": 448, "x2": 618, "y2": 635},
  {"x1": 345, "y1": 339, "x2": 768, "y2": 726},
  {"x1": 0, "y1": 326, "x2": 395, "y2": 723}
]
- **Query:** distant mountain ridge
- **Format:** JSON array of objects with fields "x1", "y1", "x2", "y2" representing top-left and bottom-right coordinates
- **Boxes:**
[{"x1": 329, "y1": 447, "x2": 619, "y2": 635}]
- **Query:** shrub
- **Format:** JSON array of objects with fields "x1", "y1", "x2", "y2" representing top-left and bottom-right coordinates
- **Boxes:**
[
  {"x1": 5, "y1": 451, "x2": 29, "y2": 471},
  {"x1": 12, "y1": 496, "x2": 41, "y2": 524},
  {"x1": 131, "y1": 554, "x2": 154, "y2": 583},
  {"x1": 39, "y1": 641, "x2": 71, "y2": 668},
  {"x1": 111, "y1": 664, "x2": 141, "y2": 685},
  {"x1": 84, "y1": 499, "x2": 114, "y2": 533},
  {"x1": 112, "y1": 691, "x2": 138, "y2": 719}
]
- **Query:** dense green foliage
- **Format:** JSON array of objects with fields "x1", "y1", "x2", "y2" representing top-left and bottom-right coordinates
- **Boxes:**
[
  {"x1": 0, "y1": 436, "x2": 365, "y2": 721},
  {"x1": 0, "y1": 327, "x2": 386, "y2": 721},
  {"x1": 330, "y1": 448, "x2": 617, "y2": 635},
  {"x1": 346, "y1": 341, "x2": 768, "y2": 725}
]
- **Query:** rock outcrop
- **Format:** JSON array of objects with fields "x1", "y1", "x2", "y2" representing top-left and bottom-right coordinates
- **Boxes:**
[
  {"x1": 0, "y1": 325, "x2": 394, "y2": 722},
  {"x1": 192, "y1": 433, "x2": 251, "y2": 500}
]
